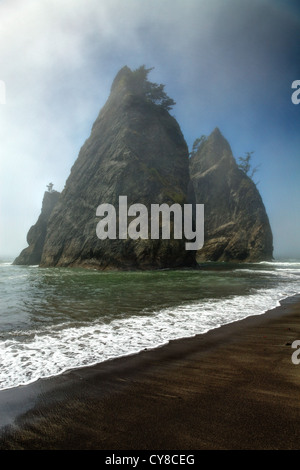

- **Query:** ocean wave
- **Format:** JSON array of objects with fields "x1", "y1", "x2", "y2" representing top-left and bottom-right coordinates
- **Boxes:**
[
  {"x1": 0, "y1": 283, "x2": 298, "y2": 391},
  {"x1": 258, "y1": 261, "x2": 300, "y2": 267}
]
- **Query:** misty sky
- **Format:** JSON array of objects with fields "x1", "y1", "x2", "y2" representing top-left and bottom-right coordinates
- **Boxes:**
[{"x1": 0, "y1": 0, "x2": 299, "y2": 260}]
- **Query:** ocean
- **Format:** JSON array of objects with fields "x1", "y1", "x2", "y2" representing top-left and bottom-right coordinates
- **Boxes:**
[{"x1": 0, "y1": 259, "x2": 299, "y2": 391}]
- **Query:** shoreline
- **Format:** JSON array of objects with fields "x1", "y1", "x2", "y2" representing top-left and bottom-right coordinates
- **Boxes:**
[
  {"x1": 1, "y1": 293, "x2": 300, "y2": 449},
  {"x1": 0, "y1": 292, "x2": 290, "y2": 395}
]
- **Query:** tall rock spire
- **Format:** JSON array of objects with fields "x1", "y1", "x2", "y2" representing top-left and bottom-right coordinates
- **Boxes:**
[
  {"x1": 190, "y1": 128, "x2": 273, "y2": 262},
  {"x1": 38, "y1": 66, "x2": 196, "y2": 269}
]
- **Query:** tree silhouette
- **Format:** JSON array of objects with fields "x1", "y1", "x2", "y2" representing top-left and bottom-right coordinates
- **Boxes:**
[
  {"x1": 237, "y1": 152, "x2": 260, "y2": 184},
  {"x1": 189, "y1": 135, "x2": 207, "y2": 157},
  {"x1": 131, "y1": 65, "x2": 176, "y2": 111}
]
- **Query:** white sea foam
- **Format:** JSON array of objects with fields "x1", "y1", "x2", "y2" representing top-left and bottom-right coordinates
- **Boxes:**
[
  {"x1": 259, "y1": 261, "x2": 300, "y2": 267},
  {"x1": 0, "y1": 282, "x2": 298, "y2": 391}
]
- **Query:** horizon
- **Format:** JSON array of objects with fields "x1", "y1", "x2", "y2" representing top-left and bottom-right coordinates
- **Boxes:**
[{"x1": 0, "y1": 0, "x2": 299, "y2": 260}]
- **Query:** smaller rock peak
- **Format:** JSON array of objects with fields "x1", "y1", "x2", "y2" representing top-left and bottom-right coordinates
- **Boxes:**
[
  {"x1": 190, "y1": 127, "x2": 235, "y2": 174},
  {"x1": 209, "y1": 127, "x2": 226, "y2": 144},
  {"x1": 207, "y1": 127, "x2": 232, "y2": 155},
  {"x1": 211, "y1": 127, "x2": 222, "y2": 137},
  {"x1": 42, "y1": 189, "x2": 60, "y2": 216}
]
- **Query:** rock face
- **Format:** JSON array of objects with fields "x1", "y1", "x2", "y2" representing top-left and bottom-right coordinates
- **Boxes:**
[
  {"x1": 38, "y1": 66, "x2": 196, "y2": 269},
  {"x1": 13, "y1": 190, "x2": 60, "y2": 265},
  {"x1": 14, "y1": 69, "x2": 274, "y2": 269},
  {"x1": 189, "y1": 128, "x2": 273, "y2": 262}
]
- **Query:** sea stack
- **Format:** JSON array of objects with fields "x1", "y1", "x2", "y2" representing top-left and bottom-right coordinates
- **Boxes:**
[
  {"x1": 189, "y1": 128, "x2": 273, "y2": 262},
  {"x1": 13, "y1": 189, "x2": 60, "y2": 266},
  {"x1": 38, "y1": 66, "x2": 196, "y2": 269}
]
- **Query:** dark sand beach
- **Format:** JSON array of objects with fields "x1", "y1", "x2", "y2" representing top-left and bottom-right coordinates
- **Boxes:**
[{"x1": 1, "y1": 295, "x2": 300, "y2": 450}]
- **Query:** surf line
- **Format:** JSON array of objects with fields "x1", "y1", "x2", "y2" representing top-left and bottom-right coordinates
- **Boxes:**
[{"x1": 96, "y1": 195, "x2": 204, "y2": 251}]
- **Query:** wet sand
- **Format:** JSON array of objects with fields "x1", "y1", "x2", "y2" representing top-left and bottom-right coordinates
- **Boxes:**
[{"x1": 1, "y1": 295, "x2": 300, "y2": 450}]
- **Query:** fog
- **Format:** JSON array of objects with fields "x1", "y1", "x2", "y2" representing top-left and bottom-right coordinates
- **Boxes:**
[{"x1": 0, "y1": 0, "x2": 299, "y2": 259}]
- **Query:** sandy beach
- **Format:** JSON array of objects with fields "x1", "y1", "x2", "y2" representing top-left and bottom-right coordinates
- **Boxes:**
[{"x1": 1, "y1": 294, "x2": 300, "y2": 450}]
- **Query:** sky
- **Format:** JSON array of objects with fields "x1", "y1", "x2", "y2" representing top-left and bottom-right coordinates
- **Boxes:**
[{"x1": 0, "y1": 0, "x2": 299, "y2": 260}]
